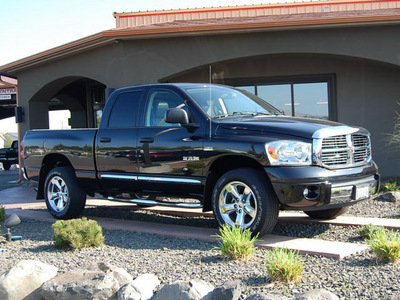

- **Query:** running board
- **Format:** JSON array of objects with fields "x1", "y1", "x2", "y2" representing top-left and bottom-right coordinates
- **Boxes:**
[{"x1": 107, "y1": 197, "x2": 203, "y2": 209}]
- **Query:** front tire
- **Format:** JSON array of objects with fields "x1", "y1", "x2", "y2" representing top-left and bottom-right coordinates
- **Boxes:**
[
  {"x1": 212, "y1": 168, "x2": 279, "y2": 236},
  {"x1": 2, "y1": 163, "x2": 11, "y2": 170},
  {"x1": 44, "y1": 167, "x2": 86, "y2": 219},
  {"x1": 304, "y1": 207, "x2": 348, "y2": 219}
]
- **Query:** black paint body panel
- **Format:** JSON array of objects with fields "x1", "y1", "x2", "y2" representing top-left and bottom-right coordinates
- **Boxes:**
[{"x1": 22, "y1": 83, "x2": 379, "y2": 210}]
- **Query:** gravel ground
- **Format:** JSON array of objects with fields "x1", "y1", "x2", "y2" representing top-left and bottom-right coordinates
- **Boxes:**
[{"x1": 0, "y1": 195, "x2": 399, "y2": 299}]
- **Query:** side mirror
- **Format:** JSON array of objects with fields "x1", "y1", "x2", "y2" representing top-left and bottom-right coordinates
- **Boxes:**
[
  {"x1": 165, "y1": 108, "x2": 189, "y2": 124},
  {"x1": 165, "y1": 108, "x2": 199, "y2": 132}
]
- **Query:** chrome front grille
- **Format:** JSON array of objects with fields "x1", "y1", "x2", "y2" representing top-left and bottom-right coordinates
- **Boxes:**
[{"x1": 313, "y1": 127, "x2": 372, "y2": 169}]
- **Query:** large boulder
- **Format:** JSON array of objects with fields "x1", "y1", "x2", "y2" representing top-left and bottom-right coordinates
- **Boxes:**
[
  {"x1": 295, "y1": 289, "x2": 339, "y2": 300},
  {"x1": 118, "y1": 274, "x2": 160, "y2": 300},
  {"x1": 39, "y1": 262, "x2": 133, "y2": 300},
  {"x1": 0, "y1": 260, "x2": 58, "y2": 300},
  {"x1": 212, "y1": 280, "x2": 242, "y2": 300},
  {"x1": 245, "y1": 294, "x2": 287, "y2": 300},
  {"x1": 152, "y1": 279, "x2": 214, "y2": 300}
]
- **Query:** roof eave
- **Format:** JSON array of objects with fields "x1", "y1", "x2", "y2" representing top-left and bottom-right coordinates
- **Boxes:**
[
  {"x1": 0, "y1": 32, "x2": 114, "y2": 76},
  {"x1": 2, "y1": 14, "x2": 400, "y2": 76}
]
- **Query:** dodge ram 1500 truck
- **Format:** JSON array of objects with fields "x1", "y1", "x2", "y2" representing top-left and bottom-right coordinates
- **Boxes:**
[
  {"x1": 22, "y1": 83, "x2": 380, "y2": 235},
  {"x1": 0, "y1": 140, "x2": 18, "y2": 170}
]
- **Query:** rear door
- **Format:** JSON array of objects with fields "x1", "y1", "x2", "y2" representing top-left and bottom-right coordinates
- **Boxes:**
[{"x1": 96, "y1": 89, "x2": 143, "y2": 192}]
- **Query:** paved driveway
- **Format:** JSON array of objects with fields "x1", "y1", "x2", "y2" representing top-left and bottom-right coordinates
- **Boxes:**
[{"x1": 0, "y1": 169, "x2": 19, "y2": 191}]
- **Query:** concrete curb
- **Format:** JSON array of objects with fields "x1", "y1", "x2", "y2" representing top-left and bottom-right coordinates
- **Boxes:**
[{"x1": 0, "y1": 185, "x2": 377, "y2": 259}]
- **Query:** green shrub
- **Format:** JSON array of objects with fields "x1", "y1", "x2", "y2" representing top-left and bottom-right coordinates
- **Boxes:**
[
  {"x1": 380, "y1": 179, "x2": 400, "y2": 192},
  {"x1": 386, "y1": 107, "x2": 400, "y2": 151},
  {"x1": 52, "y1": 217, "x2": 104, "y2": 249},
  {"x1": 359, "y1": 224, "x2": 385, "y2": 240},
  {"x1": 264, "y1": 247, "x2": 304, "y2": 284},
  {"x1": 368, "y1": 228, "x2": 400, "y2": 264},
  {"x1": 0, "y1": 205, "x2": 5, "y2": 222},
  {"x1": 213, "y1": 224, "x2": 259, "y2": 262}
]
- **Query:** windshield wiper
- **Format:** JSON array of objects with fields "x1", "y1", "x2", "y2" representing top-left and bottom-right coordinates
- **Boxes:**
[{"x1": 214, "y1": 111, "x2": 257, "y2": 119}]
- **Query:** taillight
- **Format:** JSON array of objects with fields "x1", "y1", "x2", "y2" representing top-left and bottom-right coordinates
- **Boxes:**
[{"x1": 20, "y1": 140, "x2": 25, "y2": 159}]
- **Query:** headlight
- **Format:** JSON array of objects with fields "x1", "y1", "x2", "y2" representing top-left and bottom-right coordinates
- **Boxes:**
[{"x1": 266, "y1": 141, "x2": 311, "y2": 166}]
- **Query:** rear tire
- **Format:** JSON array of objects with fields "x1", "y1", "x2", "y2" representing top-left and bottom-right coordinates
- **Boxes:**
[
  {"x1": 304, "y1": 207, "x2": 348, "y2": 219},
  {"x1": 212, "y1": 168, "x2": 279, "y2": 236},
  {"x1": 2, "y1": 163, "x2": 11, "y2": 170},
  {"x1": 44, "y1": 167, "x2": 86, "y2": 219}
]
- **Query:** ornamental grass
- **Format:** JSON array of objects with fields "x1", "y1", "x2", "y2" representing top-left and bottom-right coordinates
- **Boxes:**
[
  {"x1": 264, "y1": 247, "x2": 304, "y2": 284},
  {"x1": 213, "y1": 224, "x2": 259, "y2": 262}
]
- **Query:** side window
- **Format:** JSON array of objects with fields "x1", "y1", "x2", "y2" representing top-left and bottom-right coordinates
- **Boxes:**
[
  {"x1": 108, "y1": 91, "x2": 142, "y2": 128},
  {"x1": 144, "y1": 90, "x2": 186, "y2": 127}
]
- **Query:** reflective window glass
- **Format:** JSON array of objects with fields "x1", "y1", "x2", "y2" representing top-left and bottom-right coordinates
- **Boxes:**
[
  {"x1": 293, "y1": 82, "x2": 329, "y2": 120},
  {"x1": 237, "y1": 86, "x2": 255, "y2": 94},
  {"x1": 145, "y1": 90, "x2": 185, "y2": 127},
  {"x1": 233, "y1": 78, "x2": 331, "y2": 120},
  {"x1": 108, "y1": 91, "x2": 142, "y2": 128},
  {"x1": 257, "y1": 84, "x2": 292, "y2": 116}
]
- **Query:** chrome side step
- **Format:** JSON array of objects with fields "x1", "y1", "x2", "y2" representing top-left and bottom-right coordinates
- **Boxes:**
[{"x1": 107, "y1": 197, "x2": 203, "y2": 209}]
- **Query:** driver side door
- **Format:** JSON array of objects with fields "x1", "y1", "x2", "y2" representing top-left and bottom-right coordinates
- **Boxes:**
[{"x1": 136, "y1": 88, "x2": 205, "y2": 197}]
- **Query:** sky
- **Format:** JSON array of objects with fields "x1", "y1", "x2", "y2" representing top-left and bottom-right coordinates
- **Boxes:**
[
  {"x1": 0, "y1": 0, "x2": 306, "y2": 66},
  {"x1": 0, "y1": 0, "x2": 303, "y2": 132}
]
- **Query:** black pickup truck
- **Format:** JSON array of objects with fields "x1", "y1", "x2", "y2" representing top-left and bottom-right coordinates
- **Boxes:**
[
  {"x1": 0, "y1": 140, "x2": 18, "y2": 170},
  {"x1": 22, "y1": 83, "x2": 379, "y2": 235}
]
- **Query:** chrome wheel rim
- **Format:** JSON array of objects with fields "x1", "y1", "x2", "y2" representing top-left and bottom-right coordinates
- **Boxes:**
[
  {"x1": 47, "y1": 176, "x2": 69, "y2": 212},
  {"x1": 218, "y1": 181, "x2": 257, "y2": 229}
]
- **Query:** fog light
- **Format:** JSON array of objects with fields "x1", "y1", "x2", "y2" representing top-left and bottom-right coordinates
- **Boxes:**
[{"x1": 303, "y1": 186, "x2": 320, "y2": 200}]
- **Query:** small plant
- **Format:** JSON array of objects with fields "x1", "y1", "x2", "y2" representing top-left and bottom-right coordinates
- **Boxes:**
[
  {"x1": 0, "y1": 206, "x2": 5, "y2": 222},
  {"x1": 359, "y1": 224, "x2": 385, "y2": 240},
  {"x1": 368, "y1": 228, "x2": 400, "y2": 264},
  {"x1": 52, "y1": 217, "x2": 104, "y2": 249},
  {"x1": 264, "y1": 247, "x2": 304, "y2": 284},
  {"x1": 380, "y1": 179, "x2": 400, "y2": 192},
  {"x1": 386, "y1": 107, "x2": 400, "y2": 151},
  {"x1": 213, "y1": 224, "x2": 259, "y2": 262},
  {"x1": 342, "y1": 282, "x2": 352, "y2": 298}
]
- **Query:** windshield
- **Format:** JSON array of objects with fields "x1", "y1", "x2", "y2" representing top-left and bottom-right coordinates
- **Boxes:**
[{"x1": 183, "y1": 85, "x2": 281, "y2": 118}]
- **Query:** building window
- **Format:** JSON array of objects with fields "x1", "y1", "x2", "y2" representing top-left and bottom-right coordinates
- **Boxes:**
[{"x1": 233, "y1": 75, "x2": 335, "y2": 120}]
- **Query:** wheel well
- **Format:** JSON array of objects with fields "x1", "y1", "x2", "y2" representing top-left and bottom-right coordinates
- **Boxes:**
[
  {"x1": 203, "y1": 155, "x2": 267, "y2": 211},
  {"x1": 37, "y1": 154, "x2": 73, "y2": 199}
]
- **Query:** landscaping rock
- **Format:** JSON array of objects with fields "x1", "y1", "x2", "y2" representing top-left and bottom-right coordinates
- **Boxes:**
[
  {"x1": 245, "y1": 293, "x2": 286, "y2": 300},
  {"x1": 376, "y1": 192, "x2": 400, "y2": 202},
  {"x1": 39, "y1": 262, "x2": 132, "y2": 300},
  {"x1": 212, "y1": 280, "x2": 242, "y2": 300},
  {"x1": 118, "y1": 273, "x2": 160, "y2": 300},
  {"x1": 295, "y1": 288, "x2": 339, "y2": 300},
  {"x1": 96, "y1": 262, "x2": 134, "y2": 287},
  {"x1": 131, "y1": 273, "x2": 160, "y2": 299},
  {"x1": 118, "y1": 283, "x2": 142, "y2": 300},
  {"x1": 0, "y1": 259, "x2": 58, "y2": 300},
  {"x1": 152, "y1": 279, "x2": 214, "y2": 300}
]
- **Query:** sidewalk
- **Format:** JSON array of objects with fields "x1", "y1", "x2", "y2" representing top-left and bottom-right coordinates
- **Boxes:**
[{"x1": 1, "y1": 184, "x2": 386, "y2": 259}]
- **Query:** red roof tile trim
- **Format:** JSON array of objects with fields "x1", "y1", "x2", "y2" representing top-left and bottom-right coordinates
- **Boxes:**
[{"x1": 114, "y1": 0, "x2": 400, "y2": 28}]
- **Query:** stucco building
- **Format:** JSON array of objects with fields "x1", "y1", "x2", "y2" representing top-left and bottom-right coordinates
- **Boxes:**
[{"x1": 1, "y1": 0, "x2": 400, "y2": 177}]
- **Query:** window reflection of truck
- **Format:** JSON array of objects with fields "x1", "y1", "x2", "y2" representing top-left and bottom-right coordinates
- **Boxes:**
[{"x1": 22, "y1": 84, "x2": 379, "y2": 236}]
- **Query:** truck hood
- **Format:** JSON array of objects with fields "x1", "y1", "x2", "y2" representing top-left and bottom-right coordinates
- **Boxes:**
[{"x1": 216, "y1": 115, "x2": 343, "y2": 139}]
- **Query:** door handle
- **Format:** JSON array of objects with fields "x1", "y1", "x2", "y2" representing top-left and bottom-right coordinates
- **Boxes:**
[
  {"x1": 140, "y1": 137, "x2": 154, "y2": 143},
  {"x1": 99, "y1": 137, "x2": 111, "y2": 143}
]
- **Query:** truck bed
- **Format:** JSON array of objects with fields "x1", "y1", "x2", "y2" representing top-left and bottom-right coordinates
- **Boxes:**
[{"x1": 23, "y1": 129, "x2": 98, "y2": 184}]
